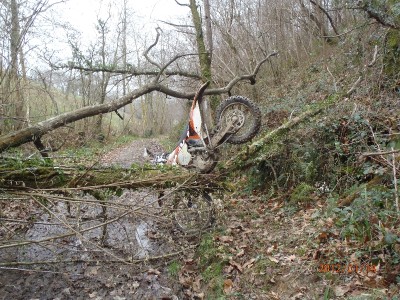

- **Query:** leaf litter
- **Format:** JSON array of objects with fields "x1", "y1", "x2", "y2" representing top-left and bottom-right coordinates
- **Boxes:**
[{"x1": 1, "y1": 138, "x2": 399, "y2": 299}]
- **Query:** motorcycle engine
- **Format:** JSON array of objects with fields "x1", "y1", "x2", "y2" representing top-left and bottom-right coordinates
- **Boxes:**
[{"x1": 191, "y1": 151, "x2": 218, "y2": 173}]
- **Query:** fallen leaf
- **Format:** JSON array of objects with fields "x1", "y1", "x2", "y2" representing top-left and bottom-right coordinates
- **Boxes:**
[
  {"x1": 285, "y1": 255, "x2": 296, "y2": 262},
  {"x1": 85, "y1": 266, "x2": 99, "y2": 276},
  {"x1": 130, "y1": 281, "x2": 140, "y2": 289},
  {"x1": 350, "y1": 252, "x2": 359, "y2": 263},
  {"x1": 243, "y1": 258, "x2": 256, "y2": 269},
  {"x1": 268, "y1": 256, "x2": 279, "y2": 263},
  {"x1": 236, "y1": 249, "x2": 245, "y2": 257},
  {"x1": 178, "y1": 273, "x2": 192, "y2": 287},
  {"x1": 195, "y1": 292, "x2": 205, "y2": 299},
  {"x1": 318, "y1": 231, "x2": 329, "y2": 243},
  {"x1": 192, "y1": 276, "x2": 202, "y2": 292},
  {"x1": 229, "y1": 259, "x2": 243, "y2": 273},
  {"x1": 89, "y1": 292, "x2": 97, "y2": 298},
  {"x1": 291, "y1": 292, "x2": 304, "y2": 299},
  {"x1": 223, "y1": 279, "x2": 233, "y2": 294},
  {"x1": 334, "y1": 285, "x2": 350, "y2": 297},
  {"x1": 224, "y1": 265, "x2": 235, "y2": 274},
  {"x1": 147, "y1": 268, "x2": 161, "y2": 275},
  {"x1": 312, "y1": 250, "x2": 321, "y2": 260},
  {"x1": 217, "y1": 236, "x2": 234, "y2": 243},
  {"x1": 326, "y1": 217, "x2": 334, "y2": 227}
]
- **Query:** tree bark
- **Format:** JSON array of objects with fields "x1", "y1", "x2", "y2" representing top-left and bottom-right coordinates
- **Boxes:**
[
  {"x1": 189, "y1": 0, "x2": 215, "y2": 128},
  {"x1": 189, "y1": 0, "x2": 211, "y2": 82},
  {"x1": 9, "y1": 0, "x2": 25, "y2": 130}
]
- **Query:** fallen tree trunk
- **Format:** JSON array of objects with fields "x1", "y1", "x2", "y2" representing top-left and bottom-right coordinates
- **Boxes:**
[{"x1": 0, "y1": 164, "x2": 216, "y2": 190}]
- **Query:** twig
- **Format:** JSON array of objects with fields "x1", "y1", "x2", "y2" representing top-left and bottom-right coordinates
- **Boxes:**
[
  {"x1": 155, "y1": 51, "x2": 279, "y2": 97},
  {"x1": 327, "y1": 67, "x2": 338, "y2": 92},
  {"x1": 322, "y1": 21, "x2": 375, "y2": 39},
  {"x1": 0, "y1": 218, "x2": 62, "y2": 226},
  {"x1": 174, "y1": 0, "x2": 190, "y2": 7},
  {"x1": 346, "y1": 76, "x2": 362, "y2": 96},
  {"x1": 362, "y1": 149, "x2": 400, "y2": 157},
  {"x1": 0, "y1": 246, "x2": 195, "y2": 267},
  {"x1": 143, "y1": 28, "x2": 163, "y2": 70},
  {"x1": 368, "y1": 45, "x2": 379, "y2": 67},
  {"x1": 31, "y1": 196, "x2": 131, "y2": 265},
  {"x1": 392, "y1": 147, "x2": 399, "y2": 212},
  {"x1": 0, "y1": 174, "x2": 198, "y2": 251},
  {"x1": 154, "y1": 53, "x2": 199, "y2": 82},
  {"x1": 157, "y1": 20, "x2": 194, "y2": 28},
  {"x1": 309, "y1": 0, "x2": 339, "y2": 36},
  {"x1": 0, "y1": 266, "x2": 66, "y2": 274},
  {"x1": 345, "y1": 45, "x2": 379, "y2": 96},
  {"x1": 0, "y1": 211, "x2": 130, "y2": 250}
]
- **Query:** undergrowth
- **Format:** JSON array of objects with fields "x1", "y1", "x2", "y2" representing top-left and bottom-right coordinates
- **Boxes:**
[{"x1": 223, "y1": 26, "x2": 400, "y2": 297}]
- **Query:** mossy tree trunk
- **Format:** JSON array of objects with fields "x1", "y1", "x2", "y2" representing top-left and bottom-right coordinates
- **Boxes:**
[
  {"x1": 189, "y1": 0, "x2": 216, "y2": 128},
  {"x1": 384, "y1": 29, "x2": 400, "y2": 80}
]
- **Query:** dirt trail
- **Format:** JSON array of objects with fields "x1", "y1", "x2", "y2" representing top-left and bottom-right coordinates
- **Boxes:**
[{"x1": 100, "y1": 138, "x2": 166, "y2": 168}]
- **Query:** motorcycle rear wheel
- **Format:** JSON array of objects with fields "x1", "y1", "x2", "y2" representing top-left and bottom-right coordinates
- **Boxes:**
[
  {"x1": 215, "y1": 96, "x2": 261, "y2": 144},
  {"x1": 172, "y1": 190, "x2": 214, "y2": 234}
]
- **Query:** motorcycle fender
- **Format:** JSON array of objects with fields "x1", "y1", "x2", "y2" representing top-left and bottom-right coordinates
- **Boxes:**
[
  {"x1": 177, "y1": 143, "x2": 191, "y2": 166},
  {"x1": 190, "y1": 101, "x2": 204, "y2": 138}
]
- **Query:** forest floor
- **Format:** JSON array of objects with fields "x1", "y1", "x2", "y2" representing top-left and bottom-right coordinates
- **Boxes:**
[{"x1": 0, "y1": 138, "x2": 398, "y2": 299}]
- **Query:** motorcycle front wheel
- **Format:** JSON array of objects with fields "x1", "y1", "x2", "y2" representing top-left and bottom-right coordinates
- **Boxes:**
[
  {"x1": 172, "y1": 190, "x2": 214, "y2": 234},
  {"x1": 215, "y1": 96, "x2": 261, "y2": 144}
]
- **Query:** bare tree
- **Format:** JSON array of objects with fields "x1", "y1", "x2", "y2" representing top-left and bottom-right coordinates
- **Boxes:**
[
  {"x1": 0, "y1": 25, "x2": 277, "y2": 152},
  {"x1": 0, "y1": 0, "x2": 66, "y2": 132}
]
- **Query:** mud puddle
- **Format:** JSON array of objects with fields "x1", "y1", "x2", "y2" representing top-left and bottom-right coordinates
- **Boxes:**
[
  {"x1": 0, "y1": 187, "x2": 186, "y2": 299},
  {"x1": 0, "y1": 139, "x2": 190, "y2": 299}
]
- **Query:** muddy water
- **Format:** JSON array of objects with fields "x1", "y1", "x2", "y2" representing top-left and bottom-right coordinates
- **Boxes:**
[
  {"x1": 0, "y1": 188, "x2": 184, "y2": 299},
  {"x1": 0, "y1": 139, "x2": 188, "y2": 299}
]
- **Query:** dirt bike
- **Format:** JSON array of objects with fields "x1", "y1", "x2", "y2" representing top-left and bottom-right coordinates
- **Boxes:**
[
  {"x1": 145, "y1": 81, "x2": 261, "y2": 233},
  {"x1": 145, "y1": 81, "x2": 261, "y2": 172}
]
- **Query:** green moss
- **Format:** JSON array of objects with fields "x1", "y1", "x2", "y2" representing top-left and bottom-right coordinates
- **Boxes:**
[
  {"x1": 290, "y1": 183, "x2": 315, "y2": 204},
  {"x1": 384, "y1": 30, "x2": 400, "y2": 79},
  {"x1": 167, "y1": 260, "x2": 181, "y2": 278}
]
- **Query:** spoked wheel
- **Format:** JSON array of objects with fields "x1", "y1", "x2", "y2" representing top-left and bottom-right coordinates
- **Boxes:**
[
  {"x1": 215, "y1": 96, "x2": 261, "y2": 144},
  {"x1": 172, "y1": 190, "x2": 214, "y2": 234}
]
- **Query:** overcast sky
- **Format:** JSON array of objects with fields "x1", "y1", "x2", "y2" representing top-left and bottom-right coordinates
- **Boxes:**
[
  {"x1": 58, "y1": 0, "x2": 189, "y2": 42},
  {"x1": 27, "y1": 0, "x2": 192, "y2": 70}
]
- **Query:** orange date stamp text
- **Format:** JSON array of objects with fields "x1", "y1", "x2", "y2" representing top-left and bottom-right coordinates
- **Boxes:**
[{"x1": 317, "y1": 263, "x2": 376, "y2": 274}]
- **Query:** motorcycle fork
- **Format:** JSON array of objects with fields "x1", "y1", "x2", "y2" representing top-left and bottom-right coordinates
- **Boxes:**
[{"x1": 209, "y1": 117, "x2": 239, "y2": 149}]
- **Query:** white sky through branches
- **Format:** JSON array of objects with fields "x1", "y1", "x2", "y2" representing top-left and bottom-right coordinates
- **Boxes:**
[{"x1": 60, "y1": 0, "x2": 189, "y2": 42}]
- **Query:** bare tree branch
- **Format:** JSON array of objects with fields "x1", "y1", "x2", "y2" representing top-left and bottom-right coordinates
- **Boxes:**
[
  {"x1": 157, "y1": 20, "x2": 194, "y2": 28},
  {"x1": 208, "y1": 51, "x2": 279, "y2": 92},
  {"x1": 309, "y1": 0, "x2": 339, "y2": 36},
  {"x1": 143, "y1": 27, "x2": 163, "y2": 69},
  {"x1": 0, "y1": 43, "x2": 278, "y2": 153},
  {"x1": 362, "y1": 4, "x2": 400, "y2": 29},
  {"x1": 56, "y1": 63, "x2": 202, "y2": 79},
  {"x1": 175, "y1": 0, "x2": 190, "y2": 7},
  {"x1": 154, "y1": 53, "x2": 199, "y2": 82}
]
